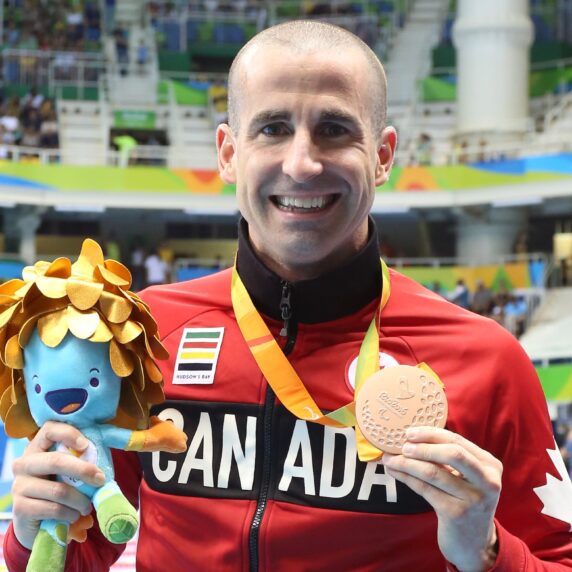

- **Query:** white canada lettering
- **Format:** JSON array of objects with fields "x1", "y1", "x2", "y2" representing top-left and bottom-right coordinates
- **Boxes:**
[
  {"x1": 154, "y1": 410, "x2": 257, "y2": 490},
  {"x1": 151, "y1": 411, "x2": 401, "y2": 504},
  {"x1": 279, "y1": 420, "x2": 316, "y2": 495},
  {"x1": 152, "y1": 408, "x2": 185, "y2": 482},
  {"x1": 358, "y1": 461, "x2": 397, "y2": 502},
  {"x1": 179, "y1": 412, "x2": 215, "y2": 487},
  {"x1": 217, "y1": 414, "x2": 257, "y2": 489},
  {"x1": 319, "y1": 427, "x2": 356, "y2": 498},
  {"x1": 278, "y1": 421, "x2": 398, "y2": 502}
]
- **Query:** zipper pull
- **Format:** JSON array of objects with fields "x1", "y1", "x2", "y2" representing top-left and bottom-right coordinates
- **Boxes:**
[{"x1": 279, "y1": 282, "x2": 292, "y2": 337}]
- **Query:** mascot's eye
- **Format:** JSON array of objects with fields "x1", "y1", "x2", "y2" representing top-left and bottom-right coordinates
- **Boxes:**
[
  {"x1": 90, "y1": 377, "x2": 99, "y2": 388},
  {"x1": 34, "y1": 384, "x2": 41, "y2": 394}
]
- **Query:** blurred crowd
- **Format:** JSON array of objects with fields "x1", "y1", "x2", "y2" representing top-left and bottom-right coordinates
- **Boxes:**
[
  {"x1": 149, "y1": 0, "x2": 389, "y2": 50},
  {"x1": 148, "y1": 0, "x2": 265, "y2": 18},
  {"x1": 1, "y1": 1, "x2": 103, "y2": 119},
  {"x1": 104, "y1": 237, "x2": 175, "y2": 291},
  {"x1": 433, "y1": 279, "x2": 529, "y2": 338},
  {"x1": 103, "y1": 235, "x2": 234, "y2": 289},
  {"x1": 0, "y1": 88, "x2": 59, "y2": 155},
  {"x1": 2, "y1": 0, "x2": 102, "y2": 52},
  {"x1": 147, "y1": 1, "x2": 384, "y2": 17},
  {"x1": 405, "y1": 132, "x2": 512, "y2": 167},
  {"x1": 209, "y1": 79, "x2": 228, "y2": 125},
  {"x1": 554, "y1": 419, "x2": 572, "y2": 479}
]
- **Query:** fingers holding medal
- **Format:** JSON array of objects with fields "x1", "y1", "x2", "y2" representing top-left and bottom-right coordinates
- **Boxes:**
[{"x1": 355, "y1": 365, "x2": 448, "y2": 454}]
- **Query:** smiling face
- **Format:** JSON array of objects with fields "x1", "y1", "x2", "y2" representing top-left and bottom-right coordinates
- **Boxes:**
[
  {"x1": 218, "y1": 45, "x2": 396, "y2": 281},
  {"x1": 23, "y1": 330, "x2": 121, "y2": 428}
]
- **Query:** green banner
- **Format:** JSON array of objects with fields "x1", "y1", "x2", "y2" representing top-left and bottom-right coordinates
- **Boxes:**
[
  {"x1": 395, "y1": 262, "x2": 531, "y2": 291},
  {"x1": 530, "y1": 66, "x2": 572, "y2": 97},
  {"x1": 536, "y1": 364, "x2": 572, "y2": 400},
  {"x1": 156, "y1": 81, "x2": 209, "y2": 106},
  {"x1": 423, "y1": 66, "x2": 572, "y2": 102},
  {"x1": 113, "y1": 110, "x2": 156, "y2": 129},
  {"x1": 421, "y1": 76, "x2": 457, "y2": 102}
]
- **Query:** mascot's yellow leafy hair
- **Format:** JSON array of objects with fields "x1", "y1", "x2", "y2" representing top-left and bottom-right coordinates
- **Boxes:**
[{"x1": 0, "y1": 239, "x2": 187, "y2": 572}]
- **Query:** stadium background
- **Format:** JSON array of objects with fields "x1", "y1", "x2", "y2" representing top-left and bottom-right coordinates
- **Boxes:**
[{"x1": 0, "y1": 0, "x2": 571, "y2": 568}]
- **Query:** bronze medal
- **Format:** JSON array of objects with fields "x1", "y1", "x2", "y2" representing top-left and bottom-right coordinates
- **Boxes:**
[{"x1": 356, "y1": 365, "x2": 448, "y2": 454}]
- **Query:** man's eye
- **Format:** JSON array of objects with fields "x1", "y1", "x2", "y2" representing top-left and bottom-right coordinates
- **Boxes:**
[
  {"x1": 320, "y1": 123, "x2": 348, "y2": 137},
  {"x1": 261, "y1": 123, "x2": 289, "y2": 137}
]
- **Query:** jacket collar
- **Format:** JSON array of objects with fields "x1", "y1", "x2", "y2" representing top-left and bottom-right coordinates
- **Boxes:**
[{"x1": 236, "y1": 217, "x2": 382, "y2": 324}]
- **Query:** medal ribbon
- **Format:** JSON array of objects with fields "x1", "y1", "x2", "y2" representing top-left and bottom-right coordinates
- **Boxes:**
[{"x1": 231, "y1": 259, "x2": 392, "y2": 462}]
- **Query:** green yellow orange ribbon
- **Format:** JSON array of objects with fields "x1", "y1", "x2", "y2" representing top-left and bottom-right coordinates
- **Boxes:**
[{"x1": 231, "y1": 259, "x2": 391, "y2": 462}]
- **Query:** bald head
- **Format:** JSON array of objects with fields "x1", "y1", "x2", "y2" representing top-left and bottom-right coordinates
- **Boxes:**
[{"x1": 227, "y1": 20, "x2": 388, "y2": 140}]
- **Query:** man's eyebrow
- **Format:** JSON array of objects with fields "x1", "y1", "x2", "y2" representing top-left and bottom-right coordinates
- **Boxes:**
[
  {"x1": 247, "y1": 109, "x2": 291, "y2": 133},
  {"x1": 319, "y1": 108, "x2": 358, "y2": 125},
  {"x1": 319, "y1": 108, "x2": 366, "y2": 138}
]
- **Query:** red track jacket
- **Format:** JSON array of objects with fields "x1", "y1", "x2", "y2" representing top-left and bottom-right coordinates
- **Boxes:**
[{"x1": 5, "y1": 222, "x2": 572, "y2": 571}]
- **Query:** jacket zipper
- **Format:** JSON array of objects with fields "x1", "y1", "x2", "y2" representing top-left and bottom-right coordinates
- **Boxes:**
[{"x1": 248, "y1": 282, "x2": 296, "y2": 572}]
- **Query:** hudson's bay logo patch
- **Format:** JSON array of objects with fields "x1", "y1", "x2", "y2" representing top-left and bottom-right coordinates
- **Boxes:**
[{"x1": 173, "y1": 327, "x2": 224, "y2": 385}]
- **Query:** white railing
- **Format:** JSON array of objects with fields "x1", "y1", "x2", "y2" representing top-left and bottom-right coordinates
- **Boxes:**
[
  {"x1": 98, "y1": 76, "x2": 111, "y2": 151},
  {"x1": 531, "y1": 354, "x2": 572, "y2": 367},
  {"x1": 396, "y1": 126, "x2": 572, "y2": 167},
  {"x1": 2, "y1": 122, "x2": 572, "y2": 169},
  {"x1": 0, "y1": 252, "x2": 28, "y2": 262},
  {"x1": 152, "y1": 10, "x2": 265, "y2": 53},
  {"x1": 172, "y1": 252, "x2": 550, "y2": 281},
  {"x1": 446, "y1": 130, "x2": 571, "y2": 164},
  {"x1": 393, "y1": 88, "x2": 572, "y2": 166},
  {"x1": 166, "y1": 79, "x2": 183, "y2": 146},
  {"x1": 386, "y1": 252, "x2": 550, "y2": 269},
  {"x1": 0, "y1": 144, "x2": 169, "y2": 167},
  {"x1": 175, "y1": 257, "x2": 232, "y2": 272},
  {"x1": 543, "y1": 90, "x2": 572, "y2": 132},
  {"x1": 432, "y1": 56, "x2": 572, "y2": 81},
  {"x1": 2, "y1": 49, "x2": 105, "y2": 94},
  {"x1": 149, "y1": 0, "x2": 411, "y2": 56}
]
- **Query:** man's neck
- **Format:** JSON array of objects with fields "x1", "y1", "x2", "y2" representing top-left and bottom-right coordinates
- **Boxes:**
[
  {"x1": 252, "y1": 250, "x2": 341, "y2": 282},
  {"x1": 249, "y1": 234, "x2": 369, "y2": 283},
  {"x1": 236, "y1": 217, "x2": 382, "y2": 323}
]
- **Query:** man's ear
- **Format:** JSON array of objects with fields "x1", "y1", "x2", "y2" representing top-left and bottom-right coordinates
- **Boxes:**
[
  {"x1": 375, "y1": 126, "x2": 397, "y2": 187},
  {"x1": 216, "y1": 124, "x2": 237, "y2": 184}
]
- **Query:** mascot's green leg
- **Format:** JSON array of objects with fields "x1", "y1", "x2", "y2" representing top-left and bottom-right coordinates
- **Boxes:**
[
  {"x1": 93, "y1": 481, "x2": 138, "y2": 544},
  {"x1": 26, "y1": 520, "x2": 67, "y2": 572}
]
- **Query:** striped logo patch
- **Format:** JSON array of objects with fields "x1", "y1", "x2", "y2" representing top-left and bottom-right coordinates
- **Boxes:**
[{"x1": 172, "y1": 328, "x2": 225, "y2": 385}]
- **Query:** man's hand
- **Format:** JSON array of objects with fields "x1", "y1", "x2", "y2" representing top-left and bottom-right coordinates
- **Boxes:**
[
  {"x1": 381, "y1": 427, "x2": 502, "y2": 572},
  {"x1": 11, "y1": 421, "x2": 106, "y2": 549}
]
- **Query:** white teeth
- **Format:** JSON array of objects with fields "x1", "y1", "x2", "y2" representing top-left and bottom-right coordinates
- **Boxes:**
[{"x1": 276, "y1": 196, "x2": 332, "y2": 209}]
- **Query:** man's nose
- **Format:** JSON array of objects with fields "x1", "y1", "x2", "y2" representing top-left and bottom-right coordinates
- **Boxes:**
[{"x1": 282, "y1": 131, "x2": 323, "y2": 183}]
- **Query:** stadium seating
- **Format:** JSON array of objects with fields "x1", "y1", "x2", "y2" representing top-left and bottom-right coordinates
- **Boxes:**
[{"x1": 0, "y1": 7, "x2": 571, "y2": 547}]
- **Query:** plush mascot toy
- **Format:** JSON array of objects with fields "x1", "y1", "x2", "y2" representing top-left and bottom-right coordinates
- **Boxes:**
[{"x1": 0, "y1": 239, "x2": 187, "y2": 572}]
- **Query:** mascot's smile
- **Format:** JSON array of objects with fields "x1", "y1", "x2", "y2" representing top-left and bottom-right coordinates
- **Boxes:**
[{"x1": 45, "y1": 388, "x2": 88, "y2": 414}]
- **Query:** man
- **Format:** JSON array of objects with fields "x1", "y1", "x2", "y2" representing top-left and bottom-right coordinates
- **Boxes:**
[
  {"x1": 471, "y1": 279, "x2": 493, "y2": 315},
  {"x1": 4, "y1": 21, "x2": 572, "y2": 571},
  {"x1": 143, "y1": 248, "x2": 171, "y2": 288},
  {"x1": 449, "y1": 278, "x2": 470, "y2": 309}
]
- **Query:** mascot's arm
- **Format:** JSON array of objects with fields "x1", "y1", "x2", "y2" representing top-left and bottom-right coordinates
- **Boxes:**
[
  {"x1": 100, "y1": 419, "x2": 187, "y2": 453},
  {"x1": 126, "y1": 417, "x2": 187, "y2": 453}
]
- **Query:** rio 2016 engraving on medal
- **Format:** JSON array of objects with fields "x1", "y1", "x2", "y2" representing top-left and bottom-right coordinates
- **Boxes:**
[{"x1": 356, "y1": 365, "x2": 448, "y2": 454}]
